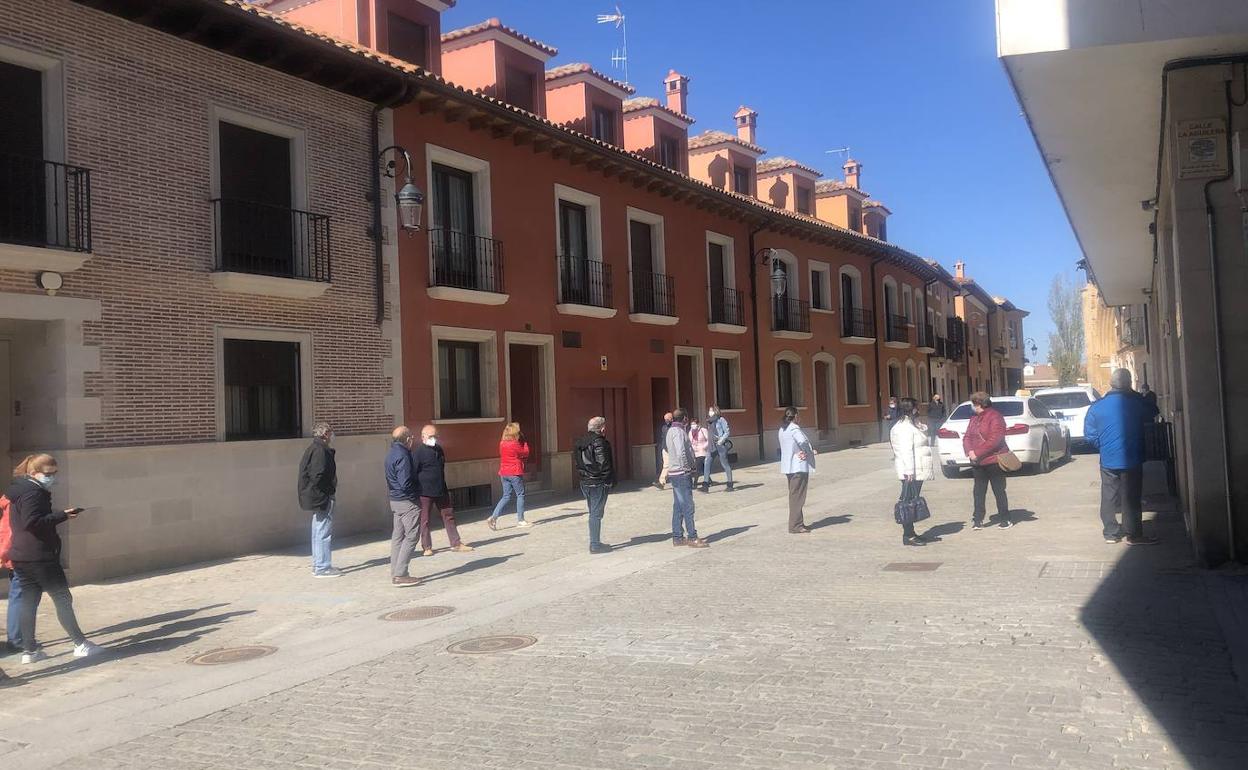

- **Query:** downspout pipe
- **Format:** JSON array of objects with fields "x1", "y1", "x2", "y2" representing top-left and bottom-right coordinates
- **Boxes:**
[
  {"x1": 748, "y1": 224, "x2": 767, "y2": 460},
  {"x1": 922, "y1": 277, "x2": 937, "y2": 405},
  {"x1": 370, "y1": 82, "x2": 417, "y2": 325},
  {"x1": 869, "y1": 257, "x2": 885, "y2": 442}
]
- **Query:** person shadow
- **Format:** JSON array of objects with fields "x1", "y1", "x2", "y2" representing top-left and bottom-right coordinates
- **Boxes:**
[
  {"x1": 809, "y1": 514, "x2": 853, "y2": 530},
  {"x1": 919, "y1": 521, "x2": 965, "y2": 541}
]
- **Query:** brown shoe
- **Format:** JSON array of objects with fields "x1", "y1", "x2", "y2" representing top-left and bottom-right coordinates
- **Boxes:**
[
  {"x1": 686, "y1": 538, "x2": 709, "y2": 548},
  {"x1": 486, "y1": 518, "x2": 498, "y2": 531},
  {"x1": 451, "y1": 543, "x2": 475, "y2": 553},
  {"x1": 672, "y1": 537, "x2": 688, "y2": 547},
  {"x1": 391, "y1": 576, "x2": 420, "y2": 587},
  {"x1": 791, "y1": 526, "x2": 812, "y2": 534},
  {"x1": 422, "y1": 548, "x2": 434, "y2": 557}
]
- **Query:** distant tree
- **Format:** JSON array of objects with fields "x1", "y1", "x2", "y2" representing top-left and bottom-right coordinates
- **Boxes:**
[{"x1": 1048, "y1": 274, "x2": 1085, "y2": 386}]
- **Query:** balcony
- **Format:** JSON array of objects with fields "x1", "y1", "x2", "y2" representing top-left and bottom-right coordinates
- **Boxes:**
[
  {"x1": 946, "y1": 317, "x2": 967, "y2": 360},
  {"x1": 428, "y1": 228, "x2": 508, "y2": 305},
  {"x1": 210, "y1": 198, "x2": 331, "y2": 298},
  {"x1": 918, "y1": 323, "x2": 936, "y2": 353},
  {"x1": 885, "y1": 314, "x2": 911, "y2": 346},
  {"x1": 1119, "y1": 316, "x2": 1147, "y2": 350},
  {"x1": 708, "y1": 286, "x2": 746, "y2": 333},
  {"x1": 556, "y1": 256, "x2": 615, "y2": 317},
  {"x1": 771, "y1": 297, "x2": 811, "y2": 338},
  {"x1": 841, "y1": 307, "x2": 876, "y2": 344},
  {"x1": 0, "y1": 154, "x2": 93, "y2": 272},
  {"x1": 934, "y1": 336, "x2": 947, "y2": 359},
  {"x1": 630, "y1": 269, "x2": 678, "y2": 324}
]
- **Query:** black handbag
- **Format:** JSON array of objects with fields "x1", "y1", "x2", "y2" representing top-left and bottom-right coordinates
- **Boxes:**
[{"x1": 893, "y1": 481, "x2": 932, "y2": 525}]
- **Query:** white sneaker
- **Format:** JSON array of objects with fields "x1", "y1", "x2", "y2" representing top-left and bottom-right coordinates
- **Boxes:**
[
  {"x1": 21, "y1": 649, "x2": 47, "y2": 664},
  {"x1": 73, "y1": 641, "x2": 103, "y2": 658},
  {"x1": 516, "y1": 520, "x2": 532, "y2": 528},
  {"x1": 313, "y1": 567, "x2": 344, "y2": 578}
]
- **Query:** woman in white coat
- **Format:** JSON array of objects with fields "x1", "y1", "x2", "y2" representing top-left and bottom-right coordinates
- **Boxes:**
[{"x1": 890, "y1": 397, "x2": 934, "y2": 546}]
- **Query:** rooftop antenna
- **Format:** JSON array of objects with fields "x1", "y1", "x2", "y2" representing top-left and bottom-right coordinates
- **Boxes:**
[
  {"x1": 596, "y1": 5, "x2": 628, "y2": 83},
  {"x1": 825, "y1": 146, "x2": 850, "y2": 160}
]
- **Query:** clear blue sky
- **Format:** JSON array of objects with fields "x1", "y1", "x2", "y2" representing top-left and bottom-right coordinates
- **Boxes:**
[{"x1": 443, "y1": 0, "x2": 1081, "y2": 361}]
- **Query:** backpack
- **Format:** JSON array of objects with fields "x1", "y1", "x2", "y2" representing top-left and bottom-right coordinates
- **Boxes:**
[{"x1": 0, "y1": 495, "x2": 12, "y2": 569}]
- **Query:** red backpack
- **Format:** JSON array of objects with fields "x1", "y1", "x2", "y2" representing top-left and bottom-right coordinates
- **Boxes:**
[{"x1": 0, "y1": 495, "x2": 13, "y2": 569}]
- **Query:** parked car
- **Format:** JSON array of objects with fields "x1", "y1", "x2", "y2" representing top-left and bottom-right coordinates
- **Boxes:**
[
  {"x1": 935, "y1": 396, "x2": 1071, "y2": 478},
  {"x1": 1033, "y1": 386, "x2": 1101, "y2": 449}
]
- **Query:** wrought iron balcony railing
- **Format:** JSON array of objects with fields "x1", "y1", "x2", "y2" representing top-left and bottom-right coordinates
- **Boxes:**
[
  {"x1": 841, "y1": 307, "x2": 875, "y2": 338},
  {"x1": 430, "y1": 228, "x2": 505, "y2": 293},
  {"x1": 212, "y1": 198, "x2": 330, "y2": 281},
  {"x1": 630, "y1": 269, "x2": 677, "y2": 316},
  {"x1": 558, "y1": 256, "x2": 613, "y2": 308},
  {"x1": 709, "y1": 286, "x2": 745, "y2": 326},
  {"x1": 0, "y1": 154, "x2": 92, "y2": 253},
  {"x1": 919, "y1": 323, "x2": 936, "y2": 349},
  {"x1": 771, "y1": 297, "x2": 811, "y2": 333},
  {"x1": 886, "y1": 314, "x2": 911, "y2": 344}
]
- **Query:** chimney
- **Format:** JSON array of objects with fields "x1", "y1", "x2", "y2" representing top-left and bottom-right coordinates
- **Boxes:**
[
  {"x1": 843, "y1": 158, "x2": 862, "y2": 189},
  {"x1": 734, "y1": 105, "x2": 757, "y2": 145},
  {"x1": 664, "y1": 70, "x2": 690, "y2": 115},
  {"x1": 955, "y1": 261, "x2": 966, "y2": 279}
]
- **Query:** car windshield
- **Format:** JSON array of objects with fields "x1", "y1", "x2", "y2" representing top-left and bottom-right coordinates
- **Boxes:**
[
  {"x1": 949, "y1": 401, "x2": 1024, "y2": 420},
  {"x1": 1036, "y1": 392, "x2": 1091, "y2": 410}
]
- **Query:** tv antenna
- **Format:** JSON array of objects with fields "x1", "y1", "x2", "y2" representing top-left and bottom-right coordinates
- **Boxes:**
[
  {"x1": 596, "y1": 5, "x2": 628, "y2": 83},
  {"x1": 825, "y1": 146, "x2": 851, "y2": 160}
]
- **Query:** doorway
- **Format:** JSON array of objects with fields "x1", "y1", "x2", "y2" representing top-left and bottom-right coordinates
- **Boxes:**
[
  {"x1": 570, "y1": 386, "x2": 630, "y2": 483},
  {"x1": 0, "y1": 340, "x2": 10, "y2": 461},
  {"x1": 508, "y1": 343, "x2": 543, "y2": 473},
  {"x1": 673, "y1": 347, "x2": 704, "y2": 420},
  {"x1": 815, "y1": 359, "x2": 831, "y2": 433}
]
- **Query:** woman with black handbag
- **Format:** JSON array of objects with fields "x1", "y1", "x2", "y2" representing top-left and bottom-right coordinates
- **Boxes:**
[{"x1": 890, "y1": 398, "x2": 934, "y2": 546}]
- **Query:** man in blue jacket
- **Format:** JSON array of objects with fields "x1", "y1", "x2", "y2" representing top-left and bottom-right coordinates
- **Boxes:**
[
  {"x1": 384, "y1": 426, "x2": 422, "y2": 587},
  {"x1": 1083, "y1": 369, "x2": 1159, "y2": 545}
]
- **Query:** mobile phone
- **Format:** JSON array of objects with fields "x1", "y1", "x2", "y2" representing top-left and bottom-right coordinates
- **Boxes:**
[{"x1": 65, "y1": 507, "x2": 85, "y2": 515}]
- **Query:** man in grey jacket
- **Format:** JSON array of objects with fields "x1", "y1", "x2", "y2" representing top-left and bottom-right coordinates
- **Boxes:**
[{"x1": 666, "y1": 409, "x2": 707, "y2": 548}]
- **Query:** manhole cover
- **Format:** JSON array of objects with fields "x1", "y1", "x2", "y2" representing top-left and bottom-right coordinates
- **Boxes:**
[
  {"x1": 381, "y1": 605, "x2": 454, "y2": 621},
  {"x1": 447, "y1": 635, "x2": 537, "y2": 654},
  {"x1": 188, "y1": 645, "x2": 277, "y2": 665},
  {"x1": 883, "y1": 562, "x2": 942, "y2": 572},
  {"x1": 1039, "y1": 561, "x2": 1113, "y2": 579}
]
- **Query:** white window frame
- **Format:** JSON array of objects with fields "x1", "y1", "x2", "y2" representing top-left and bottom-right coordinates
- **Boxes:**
[
  {"x1": 887, "y1": 358, "x2": 902, "y2": 399},
  {"x1": 426, "y1": 144, "x2": 493, "y2": 238},
  {"x1": 809, "y1": 260, "x2": 832, "y2": 313},
  {"x1": 770, "y1": 248, "x2": 800, "y2": 301},
  {"x1": 918, "y1": 363, "x2": 929, "y2": 401},
  {"x1": 775, "y1": 350, "x2": 805, "y2": 409},
  {"x1": 626, "y1": 205, "x2": 666, "y2": 272},
  {"x1": 882, "y1": 276, "x2": 899, "y2": 317},
  {"x1": 0, "y1": 44, "x2": 66, "y2": 165},
  {"x1": 711, "y1": 349, "x2": 744, "y2": 412},
  {"x1": 209, "y1": 105, "x2": 308, "y2": 210},
  {"x1": 844, "y1": 355, "x2": 869, "y2": 407},
  {"x1": 906, "y1": 359, "x2": 918, "y2": 398},
  {"x1": 812, "y1": 352, "x2": 838, "y2": 428},
  {"x1": 430, "y1": 325, "x2": 502, "y2": 424},
  {"x1": 673, "y1": 345, "x2": 706, "y2": 417},
  {"x1": 705, "y1": 230, "x2": 736, "y2": 290},
  {"x1": 214, "y1": 326, "x2": 313, "y2": 441},
  {"x1": 902, "y1": 284, "x2": 914, "y2": 323},
  {"x1": 553, "y1": 184, "x2": 603, "y2": 263},
  {"x1": 838, "y1": 265, "x2": 864, "y2": 310}
]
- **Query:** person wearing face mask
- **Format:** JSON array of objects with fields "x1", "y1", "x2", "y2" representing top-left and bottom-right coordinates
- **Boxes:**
[
  {"x1": 703, "y1": 406, "x2": 735, "y2": 492},
  {"x1": 411, "y1": 425, "x2": 474, "y2": 556},
  {"x1": 5, "y1": 454, "x2": 101, "y2": 664},
  {"x1": 384, "y1": 426, "x2": 422, "y2": 588},
  {"x1": 297, "y1": 422, "x2": 340, "y2": 578}
]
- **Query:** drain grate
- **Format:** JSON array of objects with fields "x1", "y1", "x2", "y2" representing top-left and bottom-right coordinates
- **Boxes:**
[
  {"x1": 882, "y1": 562, "x2": 942, "y2": 572},
  {"x1": 447, "y1": 635, "x2": 537, "y2": 654},
  {"x1": 381, "y1": 605, "x2": 454, "y2": 622},
  {"x1": 1039, "y1": 561, "x2": 1113, "y2": 579},
  {"x1": 188, "y1": 645, "x2": 277, "y2": 665}
]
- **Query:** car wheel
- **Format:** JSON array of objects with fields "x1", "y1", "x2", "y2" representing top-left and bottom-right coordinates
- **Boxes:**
[
  {"x1": 1038, "y1": 439, "x2": 1051, "y2": 474},
  {"x1": 941, "y1": 465, "x2": 962, "y2": 479}
]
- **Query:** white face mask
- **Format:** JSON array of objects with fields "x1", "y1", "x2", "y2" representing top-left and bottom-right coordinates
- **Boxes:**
[
  {"x1": 33, "y1": 473, "x2": 57, "y2": 489},
  {"x1": 423, "y1": 436, "x2": 437, "y2": 447}
]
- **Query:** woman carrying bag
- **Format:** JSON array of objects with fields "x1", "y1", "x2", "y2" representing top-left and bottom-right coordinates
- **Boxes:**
[{"x1": 890, "y1": 398, "x2": 934, "y2": 546}]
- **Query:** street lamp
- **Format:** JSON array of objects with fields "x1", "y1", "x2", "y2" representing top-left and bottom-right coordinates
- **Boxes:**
[
  {"x1": 1023, "y1": 336, "x2": 1039, "y2": 363},
  {"x1": 754, "y1": 247, "x2": 788, "y2": 297},
  {"x1": 378, "y1": 145, "x2": 424, "y2": 233}
]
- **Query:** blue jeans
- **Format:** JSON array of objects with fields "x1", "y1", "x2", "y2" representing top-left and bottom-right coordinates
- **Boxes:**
[
  {"x1": 704, "y1": 445, "x2": 733, "y2": 485},
  {"x1": 311, "y1": 500, "x2": 334, "y2": 574},
  {"x1": 491, "y1": 476, "x2": 526, "y2": 522},
  {"x1": 670, "y1": 474, "x2": 697, "y2": 539},
  {"x1": 582, "y1": 484, "x2": 609, "y2": 547},
  {"x1": 7, "y1": 575, "x2": 37, "y2": 646}
]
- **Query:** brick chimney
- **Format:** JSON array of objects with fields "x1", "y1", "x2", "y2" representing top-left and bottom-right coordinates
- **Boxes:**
[
  {"x1": 955, "y1": 260, "x2": 966, "y2": 279},
  {"x1": 843, "y1": 158, "x2": 862, "y2": 190},
  {"x1": 664, "y1": 70, "x2": 689, "y2": 115},
  {"x1": 734, "y1": 106, "x2": 757, "y2": 145}
]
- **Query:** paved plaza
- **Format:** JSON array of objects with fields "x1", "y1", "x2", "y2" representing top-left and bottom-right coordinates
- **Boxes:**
[{"x1": 1, "y1": 445, "x2": 1246, "y2": 769}]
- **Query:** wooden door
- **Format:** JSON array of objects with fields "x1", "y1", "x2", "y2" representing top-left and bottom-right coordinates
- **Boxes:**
[
  {"x1": 509, "y1": 344, "x2": 543, "y2": 472},
  {"x1": 815, "y1": 361, "x2": 831, "y2": 432}
]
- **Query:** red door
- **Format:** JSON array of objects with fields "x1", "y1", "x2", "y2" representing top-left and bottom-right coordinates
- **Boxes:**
[
  {"x1": 570, "y1": 387, "x2": 631, "y2": 484},
  {"x1": 509, "y1": 344, "x2": 542, "y2": 472},
  {"x1": 815, "y1": 361, "x2": 831, "y2": 432}
]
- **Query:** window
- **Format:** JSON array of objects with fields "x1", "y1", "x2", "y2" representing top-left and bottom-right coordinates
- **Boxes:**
[
  {"x1": 387, "y1": 13, "x2": 429, "y2": 68},
  {"x1": 878, "y1": 219, "x2": 888, "y2": 241},
  {"x1": 223, "y1": 339, "x2": 301, "y2": 440},
  {"x1": 951, "y1": 401, "x2": 1024, "y2": 420},
  {"x1": 430, "y1": 163, "x2": 475, "y2": 235},
  {"x1": 559, "y1": 201, "x2": 589, "y2": 259},
  {"x1": 796, "y1": 185, "x2": 813, "y2": 215},
  {"x1": 712, "y1": 350, "x2": 742, "y2": 410},
  {"x1": 888, "y1": 363, "x2": 901, "y2": 398},
  {"x1": 777, "y1": 360, "x2": 796, "y2": 408},
  {"x1": 906, "y1": 363, "x2": 916, "y2": 398},
  {"x1": 216, "y1": 120, "x2": 296, "y2": 276},
  {"x1": 810, "y1": 263, "x2": 831, "y2": 310},
  {"x1": 841, "y1": 271, "x2": 857, "y2": 311},
  {"x1": 845, "y1": 360, "x2": 866, "y2": 406},
  {"x1": 438, "y1": 340, "x2": 482, "y2": 418},
  {"x1": 732, "y1": 164, "x2": 751, "y2": 194},
  {"x1": 659, "y1": 134, "x2": 681, "y2": 170},
  {"x1": 1029, "y1": 399, "x2": 1053, "y2": 419},
  {"x1": 849, "y1": 203, "x2": 862, "y2": 232},
  {"x1": 592, "y1": 106, "x2": 617, "y2": 144},
  {"x1": 504, "y1": 67, "x2": 535, "y2": 112},
  {"x1": 1035, "y1": 391, "x2": 1091, "y2": 410}
]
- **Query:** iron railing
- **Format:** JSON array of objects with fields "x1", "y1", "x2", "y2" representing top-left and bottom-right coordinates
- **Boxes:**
[
  {"x1": 0, "y1": 154, "x2": 92, "y2": 252},
  {"x1": 631, "y1": 269, "x2": 677, "y2": 316},
  {"x1": 430, "y1": 228, "x2": 505, "y2": 293},
  {"x1": 212, "y1": 198, "x2": 330, "y2": 281},
  {"x1": 947, "y1": 317, "x2": 966, "y2": 359},
  {"x1": 1120, "y1": 316, "x2": 1147, "y2": 349},
  {"x1": 934, "y1": 336, "x2": 948, "y2": 359},
  {"x1": 841, "y1": 307, "x2": 875, "y2": 338},
  {"x1": 919, "y1": 323, "x2": 935, "y2": 349},
  {"x1": 558, "y1": 256, "x2": 613, "y2": 308},
  {"x1": 772, "y1": 297, "x2": 811, "y2": 333},
  {"x1": 887, "y1": 314, "x2": 911, "y2": 344},
  {"x1": 709, "y1": 286, "x2": 745, "y2": 326}
]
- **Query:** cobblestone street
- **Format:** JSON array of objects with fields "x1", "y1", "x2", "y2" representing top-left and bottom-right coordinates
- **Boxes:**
[{"x1": 2, "y1": 445, "x2": 1246, "y2": 769}]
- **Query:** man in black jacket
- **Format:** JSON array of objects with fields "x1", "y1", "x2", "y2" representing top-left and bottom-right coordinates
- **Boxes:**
[
  {"x1": 411, "y1": 425, "x2": 474, "y2": 556},
  {"x1": 927, "y1": 394, "x2": 947, "y2": 445},
  {"x1": 297, "y1": 422, "x2": 339, "y2": 577},
  {"x1": 574, "y1": 416, "x2": 616, "y2": 554}
]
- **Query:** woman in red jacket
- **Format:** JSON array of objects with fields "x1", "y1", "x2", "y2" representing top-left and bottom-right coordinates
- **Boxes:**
[
  {"x1": 488, "y1": 422, "x2": 531, "y2": 530},
  {"x1": 962, "y1": 392, "x2": 1012, "y2": 529}
]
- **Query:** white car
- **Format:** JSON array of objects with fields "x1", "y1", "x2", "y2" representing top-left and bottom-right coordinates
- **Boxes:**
[
  {"x1": 936, "y1": 396, "x2": 1071, "y2": 478},
  {"x1": 1033, "y1": 386, "x2": 1101, "y2": 447}
]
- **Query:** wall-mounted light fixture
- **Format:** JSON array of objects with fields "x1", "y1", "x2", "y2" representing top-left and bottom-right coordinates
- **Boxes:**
[{"x1": 378, "y1": 145, "x2": 424, "y2": 233}]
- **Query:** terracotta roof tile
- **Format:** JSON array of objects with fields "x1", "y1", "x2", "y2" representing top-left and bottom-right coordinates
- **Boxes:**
[
  {"x1": 687, "y1": 129, "x2": 764, "y2": 155},
  {"x1": 815, "y1": 179, "x2": 869, "y2": 198},
  {"x1": 441, "y1": 18, "x2": 557, "y2": 57},
  {"x1": 544, "y1": 63, "x2": 634, "y2": 94},
  {"x1": 756, "y1": 156, "x2": 822, "y2": 177},
  {"x1": 622, "y1": 96, "x2": 694, "y2": 124}
]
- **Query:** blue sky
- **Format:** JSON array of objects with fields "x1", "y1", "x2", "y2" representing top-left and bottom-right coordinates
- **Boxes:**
[{"x1": 443, "y1": 0, "x2": 1081, "y2": 361}]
